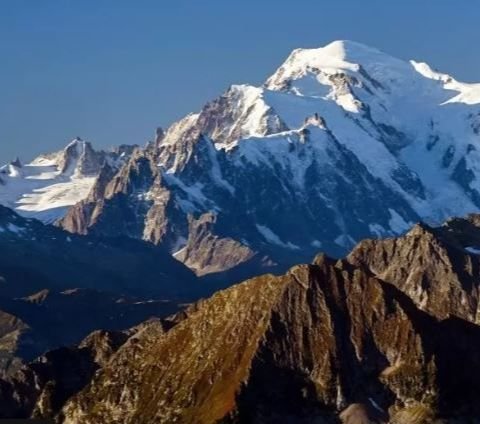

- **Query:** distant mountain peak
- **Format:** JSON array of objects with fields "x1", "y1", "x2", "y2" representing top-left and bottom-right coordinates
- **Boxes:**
[
  {"x1": 0, "y1": 138, "x2": 135, "y2": 222},
  {"x1": 265, "y1": 40, "x2": 399, "y2": 90},
  {"x1": 3, "y1": 41, "x2": 480, "y2": 277},
  {"x1": 10, "y1": 157, "x2": 22, "y2": 168},
  {"x1": 53, "y1": 41, "x2": 480, "y2": 277}
]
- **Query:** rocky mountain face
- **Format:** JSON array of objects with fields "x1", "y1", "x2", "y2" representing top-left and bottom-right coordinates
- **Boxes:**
[
  {"x1": 2, "y1": 215, "x2": 480, "y2": 422},
  {"x1": 0, "y1": 205, "x2": 202, "y2": 376},
  {"x1": 2, "y1": 41, "x2": 480, "y2": 422},
  {"x1": 0, "y1": 327, "x2": 133, "y2": 419},
  {"x1": 50, "y1": 40, "x2": 480, "y2": 278},
  {"x1": 0, "y1": 318, "x2": 177, "y2": 420},
  {"x1": 347, "y1": 214, "x2": 480, "y2": 324}
]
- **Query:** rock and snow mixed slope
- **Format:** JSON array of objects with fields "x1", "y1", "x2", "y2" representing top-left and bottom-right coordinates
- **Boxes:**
[
  {"x1": 0, "y1": 138, "x2": 134, "y2": 223},
  {"x1": 6, "y1": 40, "x2": 480, "y2": 276}
]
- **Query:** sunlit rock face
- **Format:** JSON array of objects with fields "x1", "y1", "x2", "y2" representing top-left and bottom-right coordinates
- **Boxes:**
[{"x1": 4, "y1": 214, "x2": 480, "y2": 422}]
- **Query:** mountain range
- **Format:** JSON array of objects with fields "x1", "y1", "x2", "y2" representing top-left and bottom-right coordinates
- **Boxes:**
[
  {"x1": 3, "y1": 40, "x2": 480, "y2": 279},
  {"x1": 2, "y1": 212, "x2": 480, "y2": 422},
  {"x1": 2, "y1": 40, "x2": 480, "y2": 423}
]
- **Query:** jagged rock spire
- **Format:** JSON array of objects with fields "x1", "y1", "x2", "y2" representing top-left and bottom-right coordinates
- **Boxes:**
[{"x1": 10, "y1": 157, "x2": 22, "y2": 168}]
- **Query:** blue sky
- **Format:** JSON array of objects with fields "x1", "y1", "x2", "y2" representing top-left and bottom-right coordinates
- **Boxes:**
[{"x1": 1, "y1": 0, "x2": 480, "y2": 161}]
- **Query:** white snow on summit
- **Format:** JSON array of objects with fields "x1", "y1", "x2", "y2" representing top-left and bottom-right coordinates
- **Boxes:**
[
  {"x1": 4, "y1": 40, "x2": 480, "y2": 245},
  {"x1": 261, "y1": 41, "x2": 480, "y2": 222},
  {"x1": 153, "y1": 40, "x2": 480, "y2": 235}
]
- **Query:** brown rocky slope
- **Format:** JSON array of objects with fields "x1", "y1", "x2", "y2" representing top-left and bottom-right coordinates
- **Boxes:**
[
  {"x1": 4, "y1": 215, "x2": 480, "y2": 422},
  {"x1": 57, "y1": 255, "x2": 480, "y2": 423}
]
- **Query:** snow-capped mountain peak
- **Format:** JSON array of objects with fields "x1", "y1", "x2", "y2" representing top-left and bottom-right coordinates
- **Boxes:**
[
  {"x1": 0, "y1": 138, "x2": 134, "y2": 222},
  {"x1": 265, "y1": 40, "x2": 403, "y2": 92},
  {"x1": 267, "y1": 40, "x2": 480, "y2": 109},
  {"x1": 31, "y1": 137, "x2": 98, "y2": 177},
  {"x1": 5, "y1": 40, "x2": 480, "y2": 278}
]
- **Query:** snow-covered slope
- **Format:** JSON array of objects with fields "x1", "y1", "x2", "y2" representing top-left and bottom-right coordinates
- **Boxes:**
[
  {"x1": 0, "y1": 138, "x2": 134, "y2": 222},
  {"x1": 22, "y1": 41, "x2": 480, "y2": 275},
  {"x1": 261, "y1": 40, "x2": 480, "y2": 221}
]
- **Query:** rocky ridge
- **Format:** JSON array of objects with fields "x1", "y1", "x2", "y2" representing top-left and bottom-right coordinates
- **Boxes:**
[{"x1": 2, "y1": 214, "x2": 480, "y2": 422}]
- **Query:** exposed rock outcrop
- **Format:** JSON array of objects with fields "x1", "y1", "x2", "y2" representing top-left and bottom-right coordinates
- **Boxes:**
[
  {"x1": 347, "y1": 215, "x2": 480, "y2": 323},
  {"x1": 56, "y1": 257, "x2": 480, "y2": 423}
]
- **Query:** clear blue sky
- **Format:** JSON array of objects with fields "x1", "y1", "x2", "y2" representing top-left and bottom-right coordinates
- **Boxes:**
[{"x1": 1, "y1": 0, "x2": 480, "y2": 161}]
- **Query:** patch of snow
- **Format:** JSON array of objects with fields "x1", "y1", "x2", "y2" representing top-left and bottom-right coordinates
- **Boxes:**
[
  {"x1": 231, "y1": 85, "x2": 271, "y2": 139},
  {"x1": 334, "y1": 234, "x2": 356, "y2": 248},
  {"x1": 173, "y1": 246, "x2": 187, "y2": 259},
  {"x1": 388, "y1": 209, "x2": 411, "y2": 233},
  {"x1": 172, "y1": 236, "x2": 187, "y2": 257},
  {"x1": 203, "y1": 136, "x2": 235, "y2": 194},
  {"x1": 16, "y1": 177, "x2": 95, "y2": 212},
  {"x1": 368, "y1": 397, "x2": 384, "y2": 413},
  {"x1": 466, "y1": 246, "x2": 480, "y2": 255},
  {"x1": 0, "y1": 140, "x2": 98, "y2": 222},
  {"x1": 162, "y1": 173, "x2": 211, "y2": 212},
  {"x1": 266, "y1": 41, "x2": 362, "y2": 90},
  {"x1": 412, "y1": 61, "x2": 480, "y2": 106},
  {"x1": 256, "y1": 224, "x2": 300, "y2": 250},
  {"x1": 240, "y1": 238, "x2": 250, "y2": 247},
  {"x1": 233, "y1": 125, "x2": 330, "y2": 191},
  {"x1": 411, "y1": 61, "x2": 452, "y2": 83},
  {"x1": 369, "y1": 223, "x2": 386, "y2": 237},
  {"x1": 6, "y1": 223, "x2": 25, "y2": 234}
]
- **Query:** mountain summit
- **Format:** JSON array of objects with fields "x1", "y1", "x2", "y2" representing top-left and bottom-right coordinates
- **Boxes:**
[{"x1": 3, "y1": 41, "x2": 480, "y2": 276}]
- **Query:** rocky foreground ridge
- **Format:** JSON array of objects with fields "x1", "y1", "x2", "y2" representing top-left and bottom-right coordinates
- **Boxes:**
[{"x1": 2, "y1": 214, "x2": 480, "y2": 423}]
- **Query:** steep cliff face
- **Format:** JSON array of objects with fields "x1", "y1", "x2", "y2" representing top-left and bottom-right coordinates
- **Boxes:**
[
  {"x1": 347, "y1": 214, "x2": 480, "y2": 323},
  {"x1": 173, "y1": 212, "x2": 261, "y2": 276},
  {"x1": 55, "y1": 258, "x2": 480, "y2": 423}
]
